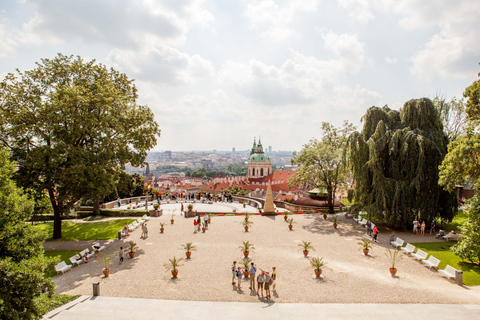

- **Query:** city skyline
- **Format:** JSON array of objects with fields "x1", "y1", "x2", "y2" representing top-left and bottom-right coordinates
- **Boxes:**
[{"x1": 1, "y1": 1, "x2": 478, "y2": 151}]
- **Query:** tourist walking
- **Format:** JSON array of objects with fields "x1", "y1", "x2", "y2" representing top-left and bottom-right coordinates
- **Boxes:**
[
  {"x1": 203, "y1": 214, "x2": 209, "y2": 229},
  {"x1": 193, "y1": 219, "x2": 198, "y2": 233},
  {"x1": 366, "y1": 220, "x2": 372, "y2": 236},
  {"x1": 271, "y1": 267, "x2": 276, "y2": 291},
  {"x1": 143, "y1": 223, "x2": 148, "y2": 239},
  {"x1": 197, "y1": 216, "x2": 201, "y2": 232},
  {"x1": 119, "y1": 247, "x2": 124, "y2": 264},
  {"x1": 231, "y1": 261, "x2": 238, "y2": 285},
  {"x1": 257, "y1": 270, "x2": 265, "y2": 296},
  {"x1": 430, "y1": 219, "x2": 436, "y2": 235},
  {"x1": 372, "y1": 225, "x2": 378, "y2": 243},
  {"x1": 421, "y1": 221, "x2": 426, "y2": 237},
  {"x1": 413, "y1": 218, "x2": 418, "y2": 235},
  {"x1": 248, "y1": 262, "x2": 257, "y2": 290},
  {"x1": 236, "y1": 267, "x2": 243, "y2": 289},
  {"x1": 264, "y1": 271, "x2": 272, "y2": 299}
]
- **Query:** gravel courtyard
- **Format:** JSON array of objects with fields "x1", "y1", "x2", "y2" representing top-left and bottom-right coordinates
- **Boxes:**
[{"x1": 53, "y1": 213, "x2": 480, "y2": 304}]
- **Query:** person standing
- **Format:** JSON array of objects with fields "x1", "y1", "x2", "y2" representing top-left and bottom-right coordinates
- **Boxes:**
[
  {"x1": 143, "y1": 223, "x2": 148, "y2": 239},
  {"x1": 119, "y1": 247, "x2": 124, "y2": 264},
  {"x1": 256, "y1": 270, "x2": 265, "y2": 296},
  {"x1": 366, "y1": 220, "x2": 372, "y2": 236},
  {"x1": 203, "y1": 214, "x2": 209, "y2": 229},
  {"x1": 420, "y1": 221, "x2": 426, "y2": 237},
  {"x1": 231, "y1": 261, "x2": 237, "y2": 285},
  {"x1": 413, "y1": 218, "x2": 418, "y2": 235},
  {"x1": 236, "y1": 267, "x2": 243, "y2": 289},
  {"x1": 271, "y1": 267, "x2": 277, "y2": 291},
  {"x1": 193, "y1": 219, "x2": 198, "y2": 233},
  {"x1": 117, "y1": 197, "x2": 121, "y2": 208},
  {"x1": 372, "y1": 225, "x2": 378, "y2": 243},
  {"x1": 430, "y1": 219, "x2": 436, "y2": 235},
  {"x1": 197, "y1": 216, "x2": 201, "y2": 232},
  {"x1": 264, "y1": 271, "x2": 272, "y2": 299},
  {"x1": 248, "y1": 262, "x2": 257, "y2": 290}
]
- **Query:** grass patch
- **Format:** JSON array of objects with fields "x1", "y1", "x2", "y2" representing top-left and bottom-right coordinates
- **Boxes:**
[
  {"x1": 410, "y1": 242, "x2": 480, "y2": 286},
  {"x1": 440, "y1": 210, "x2": 467, "y2": 232},
  {"x1": 36, "y1": 293, "x2": 80, "y2": 317},
  {"x1": 82, "y1": 215, "x2": 106, "y2": 221},
  {"x1": 35, "y1": 219, "x2": 136, "y2": 241},
  {"x1": 44, "y1": 250, "x2": 78, "y2": 278}
]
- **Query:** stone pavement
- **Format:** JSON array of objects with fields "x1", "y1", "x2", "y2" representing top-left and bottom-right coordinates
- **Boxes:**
[{"x1": 44, "y1": 295, "x2": 480, "y2": 320}]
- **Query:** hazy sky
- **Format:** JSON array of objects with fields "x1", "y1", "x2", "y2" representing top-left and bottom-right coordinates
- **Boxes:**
[{"x1": 1, "y1": 0, "x2": 479, "y2": 152}]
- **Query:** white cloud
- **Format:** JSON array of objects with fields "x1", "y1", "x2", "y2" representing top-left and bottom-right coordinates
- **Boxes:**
[
  {"x1": 243, "y1": 0, "x2": 319, "y2": 42},
  {"x1": 0, "y1": 22, "x2": 17, "y2": 58},
  {"x1": 337, "y1": 0, "x2": 395, "y2": 23},
  {"x1": 322, "y1": 32, "x2": 365, "y2": 74},
  {"x1": 385, "y1": 57, "x2": 397, "y2": 64},
  {"x1": 106, "y1": 45, "x2": 214, "y2": 86}
]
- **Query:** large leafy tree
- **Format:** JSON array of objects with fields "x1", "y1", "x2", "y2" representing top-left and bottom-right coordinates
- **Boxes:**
[
  {"x1": 0, "y1": 148, "x2": 55, "y2": 320},
  {"x1": 290, "y1": 121, "x2": 354, "y2": 213},
  {"x1": 432, "y1": 95, "x2": 466, "y2": 141},
  {"x1": 349, "y1": 98, "x2": 457, "y2": 228},
  {"x1": 0, "y1": 54, "x2": 160, "y2": 238}
]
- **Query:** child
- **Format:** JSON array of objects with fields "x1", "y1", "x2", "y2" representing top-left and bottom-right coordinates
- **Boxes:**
[
  {"x1": 119, "y1": 247, "x2": 124, "y2": 264},
  {"x1": 193, "y1": 219, "x2": 198, "y2": 233}
]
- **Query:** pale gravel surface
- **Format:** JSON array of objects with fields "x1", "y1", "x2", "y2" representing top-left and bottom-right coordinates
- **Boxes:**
[{"x1": 53, "y1": 213, "x2": 480, "y2": 304}]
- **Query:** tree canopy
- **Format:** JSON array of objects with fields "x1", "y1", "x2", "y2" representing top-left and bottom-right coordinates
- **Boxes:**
[
  {"x1": 0, "y1": 148, "x2": 54, "y2": 319},
  {"x1": 349, "y1": 98, "x2": 457, "y2": 228},
  {"x1": 0, "y1": 54, "x2": 160, "y2": 238},
  {"x1": 290, "y1": 121, "x2": 354, "y2": 213}
]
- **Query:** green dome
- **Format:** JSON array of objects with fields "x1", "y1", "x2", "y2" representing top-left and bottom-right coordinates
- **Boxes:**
[{"x1": 249, "y1": 153, "x2": 271, "y2": 162}]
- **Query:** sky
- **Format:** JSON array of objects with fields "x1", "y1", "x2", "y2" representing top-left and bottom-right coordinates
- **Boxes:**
[{"x1": 1, "y1": 0, "x2": 479, "y2": 152}]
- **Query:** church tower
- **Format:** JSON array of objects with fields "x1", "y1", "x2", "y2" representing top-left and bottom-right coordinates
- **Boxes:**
[{"x1": 247, "y1": 137, "x2": 272, "y2": 179}]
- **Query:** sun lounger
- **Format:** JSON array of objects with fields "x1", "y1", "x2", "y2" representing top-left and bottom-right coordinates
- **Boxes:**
[
  {"x1": 438, "y1": 265, "x2": 457, "y2": 280},
  {"x1": 400, "y1": 243, "x2": 415, "y2": 254},
  {"x1": 353, "y1": 215, "x2": 361, "y2": 223},
  {"x1": 131, "y1": 221, "x2": 140, "y2": 229},
  {"x1": 128, "y1": 224, "x2": 135, "y2": 232},
  {"x1": 443, "y1": 232, "x2": 462, "y2": 241},
  {"x1": 137, "y1": 218, "x2": 145, "y2": 224},
  {"x1": 421, "y1": 255, "x2": 440, "y2": 269},
  {"x1": 69, "y1": 256, "x2": 83, "y2": 266},
  {"x1": 390, "y1": 237, "x2": 404, "y2": 248},
  {"x1": 411, "y1": 249, "x2": 428, "y2": 261},
  {"x1": 359, "y1": 218, "x2": 367, "y2": 226},
  {"x1": 142, "y1": 214, "x2": 150, "y2": 221},
  {"x1": 55, "y1": 261, "x2": 72, "y2": 274},
  {"x1": 92, "y1": 242, "x2": 105, "y2": 252},
  {"x1": 81, "y1": 249, "x2": 95, "y2": 260}
]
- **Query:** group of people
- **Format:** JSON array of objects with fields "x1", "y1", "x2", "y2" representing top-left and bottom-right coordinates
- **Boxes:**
[
  {"x1": 413, "y1": 218, "x2": 436, "y2": 237},
  {"x1": 365, "y1": 221, "x2": 379, "y2": 243},
  {"x1": 73, "y1": 249, "x2": 95, "y2": 263},
  {"x1": 193, "y1": 215, "x2": 209, "y2": 232},
  {"x1": 231, "y1": 261, "x2": 276, "y2": 299}
]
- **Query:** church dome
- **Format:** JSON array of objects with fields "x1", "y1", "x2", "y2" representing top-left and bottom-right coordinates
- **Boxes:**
[{"x1": 249, "y1": 153, "x2": 271, "y2": 162}]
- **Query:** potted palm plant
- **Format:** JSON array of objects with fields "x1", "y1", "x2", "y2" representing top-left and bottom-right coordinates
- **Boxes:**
[
  {"x1": 298, "y1": 241, "x2": 315, "y2": 257},
  {"x1": 385, "y1": 248, "x2": 403, "y2": 276},
  {"x1": 358, "y1": 239, "x2": 372, "y2": 255},
  {"x1": 323, "y1": 211, "x2": 327, "y2": 220},
  {"x1": 244, "y1": 212, "x2": 251, "y2": 221},
  {"x1": 170, "y1": 213, "x2": 175, "y2": 224},
  {"x1": 207, "y1": 213, "x2": 212, "y2": 223},
  {"x1": 181, "y1": 242, "x2": 197, "y2": 259},
  {"x1": 242, "y1": 219, "x2": 253, "y2": 232},
  {"x1": 159, "y1": 221, "x2": 166, "y2": 233},
  {"x1": 97, "y1": 252, "x2": 115, "y2": 277},
  {"x1": 128, "y1": 241, "x2": 138, "y2": 258},
  {"x1": 187, "y1": 204, "x2": 193, "y2": 212},
  {"x1": 135, "y1": 198, "x2": 140, "y2": 205},
  {"x1": 332, "y1": 216, "x2": 338, "y2": 228},
  {"x1": 201, "y1": 222, "x2": 206, "y2": 233},
  {"x1": 240, "y1": 259, "x2": 251, "y2": 278},
  {"x1": 310, "y1": 256, "x2": 326, "y2": 278},
  {"x1": 238, "y1": 241, "x2": 255, "y2": 258},
  {"x1": 164, "y1": 256, "x2": 184, "y2": 278},
  {"x1": 283, "y1": 211, "x2": 291, "y2": 221},
  {"x1": 153, "y1": 203, "x2": 160, "y2": 210},
  {"x1": 287, "y1": 218, "x2": 295, "y2": 230}
]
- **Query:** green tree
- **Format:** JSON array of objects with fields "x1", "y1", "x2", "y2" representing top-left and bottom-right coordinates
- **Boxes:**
[
  {"x1": 0, "y1": 148, "x2": 55, "y2": 320},
  {"x1": 451, "y1": 195, "x2": 480, "y2": 265},
  {"x1": 290, "y1": 121, "x2": 354, "y2": 213},
  {"x1": 0, "y1": 54, "x2": 160, "y2": 238},
  {"x1": 221, "y1": 185, "x2": 249, "y2": 196},
  {"x1": 349, "y1": 98, "x2": 457, "y2": 228},
  {"x1": 464, "y1": 71, "x2": 480, "y2": 122},
  {"x1": 432, "y1": 95, "x2": 466, "y2": 141}
]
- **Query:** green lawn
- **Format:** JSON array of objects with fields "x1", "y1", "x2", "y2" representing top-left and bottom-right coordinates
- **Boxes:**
[
  {"x1": 35, "y1": 219, "x2": 136, "y2": 241},
  {"x1": 440, "y1": 210, "x2": 467, "y2": 232},
  {"x1": 37, "y1": 293, "x2": 80, "y2": 317},
  {"x1": 410, "y1": 242, "x2": 480, "y2": 286},
  {"x1": 44, "y1": 250, "x2": 78, "y2": 278}
]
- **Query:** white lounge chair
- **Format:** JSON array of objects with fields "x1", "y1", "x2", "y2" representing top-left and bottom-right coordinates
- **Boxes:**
[
  {"x1": 400, "y1": 243, "x2": 416, "y2": 254},
  {"x1": 390, "y1": 237, "x2": 404, "y2": 248},
  {"x1": 55, "y1": 261, "x2": 72, "y2": 274},
  {"x1": 137, "y1": 218, "x2": 145, "y2": 224},
  {"x1": 132, "y1": 221, "x2": 140, "y2": 229},
  {"x1": 69, "y1": 256, "x2": 83, "y2": 266},
  {"x1": 80, "y1": 249, "x2": 95, "y2": 260},
  {"x1": 92, "y1": 242, "x2": 105, "y2": 252},
  {"x1": 438, "y1": 265, "x2": 457, "y2": 280},
  {"x1": 127, "y1": 224, "x2": 135, "y2": 232},
  {"x1": 411, "y1": 249, "x2": 428, "y2": 261},
  {"x1": 421, "y1": 255, "x2": 441, "y2": 269},
  {"x1": 359, "y1": 219, "x2": 368, "y2": 226},
  {"x1": 353, "y1": 215, "x2": 361, "y2": 223},
  {"x1": 142, "y1": 214, "x2": 150, "y2": 221},
  {"x1": 443, "y1": 231, "x2": 462, "y2": 241}
]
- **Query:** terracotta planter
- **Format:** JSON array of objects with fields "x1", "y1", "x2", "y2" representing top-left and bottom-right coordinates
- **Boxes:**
[
  {"x1": 208, "y1": 219, "x2": 211, "y2": 223},
  {"x1": 303, "y1": 250, "x2": 309, "y2": 257},
  {"x1": 129, "y1": 252, "x2": 135, "y2": 259},
  {"x1": 186, "y1": 252, "x2": 192, "y2": 259},
  {"x1": 243, "y1": 204, "x2": 246, "y2": 208},
  {"x1": 243, "y1": 251, "x2": 249, "y2": 258},
  {"x1": 202, "y1": 227, "x2": 206, "y2": 232},
  {"x1": 171, "y1": 270, "x2": 178, "y2": 278},
  {"x1": 244, "y1": 226, "x2": 249, "y2": 232},
  {"x1": 389, "y1": 268, "x2": 397, "y2": 277},
  {"x1": 103, "y1": 268, "x2": 110, "y2": 277},
  {"x1": 243, "y1": 271, "x2": 249, "y2": 278},
  {"x1": 314, "y1": 269, "x2": 322, "y2": 278},
  {"x1": 284, "y1": 215, "x2": 288, "y2": 221},
  {"x1": 333, "y1": 223, "x2": 337, "y2": 228},
  {"x1": 363, "y1": 249, "x2": 369, "y2": 255},
  {"x1": 160, "y1": 227, "x2": 164, "y2": 233},
  {"x1": 323, "y1": 214, "x2": 327, "y2": 220},
  {"x1": 288, "y1": 225, "x2": 293, "y2": 230},
  {"x1": 244, "y1": 217, "x2": 249, "y2": 221},
  {"x1": 170, "y1": 219, "x2": 174, "y2": 224}
]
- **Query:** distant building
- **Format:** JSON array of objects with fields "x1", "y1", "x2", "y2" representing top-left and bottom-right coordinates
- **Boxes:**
[
  {"x1": 247, "y1": 137, "x2": 272, "y2": 179},
  {"x1": 232, "y1": 147, "x2": 236, "y2": 154},
  {"x1": 268, "y1": 146, "x2": 272, "y2": 153},
  {"x1": 164, "y1": 151, "x2": 172, "y2": 158}
]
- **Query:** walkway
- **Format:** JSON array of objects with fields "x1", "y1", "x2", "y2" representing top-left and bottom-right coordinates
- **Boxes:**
[{"x1": 44, "y1": 296, "x2": 480, "y2": 320}]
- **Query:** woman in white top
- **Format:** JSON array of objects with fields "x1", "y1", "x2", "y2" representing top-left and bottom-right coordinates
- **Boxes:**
[{"x1": 231, "y1": 261, "x2": 237, "y2": 285}]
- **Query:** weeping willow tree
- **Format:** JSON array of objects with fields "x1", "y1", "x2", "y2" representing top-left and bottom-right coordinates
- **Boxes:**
[{"x1": 349, "y1": 98, "x2": 457, "y2": 228}]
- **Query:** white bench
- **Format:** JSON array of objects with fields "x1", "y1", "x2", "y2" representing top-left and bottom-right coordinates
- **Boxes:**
[
  {"x1": 92, "y1": 242, "x2": 105, "y2": 252},
  {"x1": 400, "y1": 243, "x2": 415, "y2": 254},
  {"x1": 132, "y1": 221, "x2": 140, "y2": 229},
  {"x1": 353, "y1": 215, "x2": 361, "y2": 223},
  {"x1": 69, "y1": 256, "x2": 83, "y2": 266},
  {"x1": 358, "y1": 218, "x2": 367, "y2": 226},
  {"x1": 411, "y1": 249, "x2": 428, "y2": 261},
  {"x1": 421, "y1": 255, "x2": 441, "y2": 269},
  {"x1": 80, "y1": 249, "x2": 95, "y2": 260},
  {"x1": 438, "y1": 265, "x2": 457, "y2": 280},
  {"x1": 55, "y1": 261, "x2": 72, "y2": 274},
  {"x1": 128, "y1": 224, "x2": 136, "y2": 232},
  {"x1": 390, "y1": 237, "x2": 404, "y2": 248},
  {"x1": 443, "y1": 232, "x2": 462, "y2": 241}
]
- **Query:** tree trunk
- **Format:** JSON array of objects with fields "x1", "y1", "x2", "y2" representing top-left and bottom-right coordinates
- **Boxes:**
[
  {"x1": 93, "y1": 194, "x2": 100, "y2": 215},
  {"x1": 48, "y1": 188, "x2": 62, "y2": 239},
  {"x1": 327, "y1": 187, "x2": 334, "y2": 214}
]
